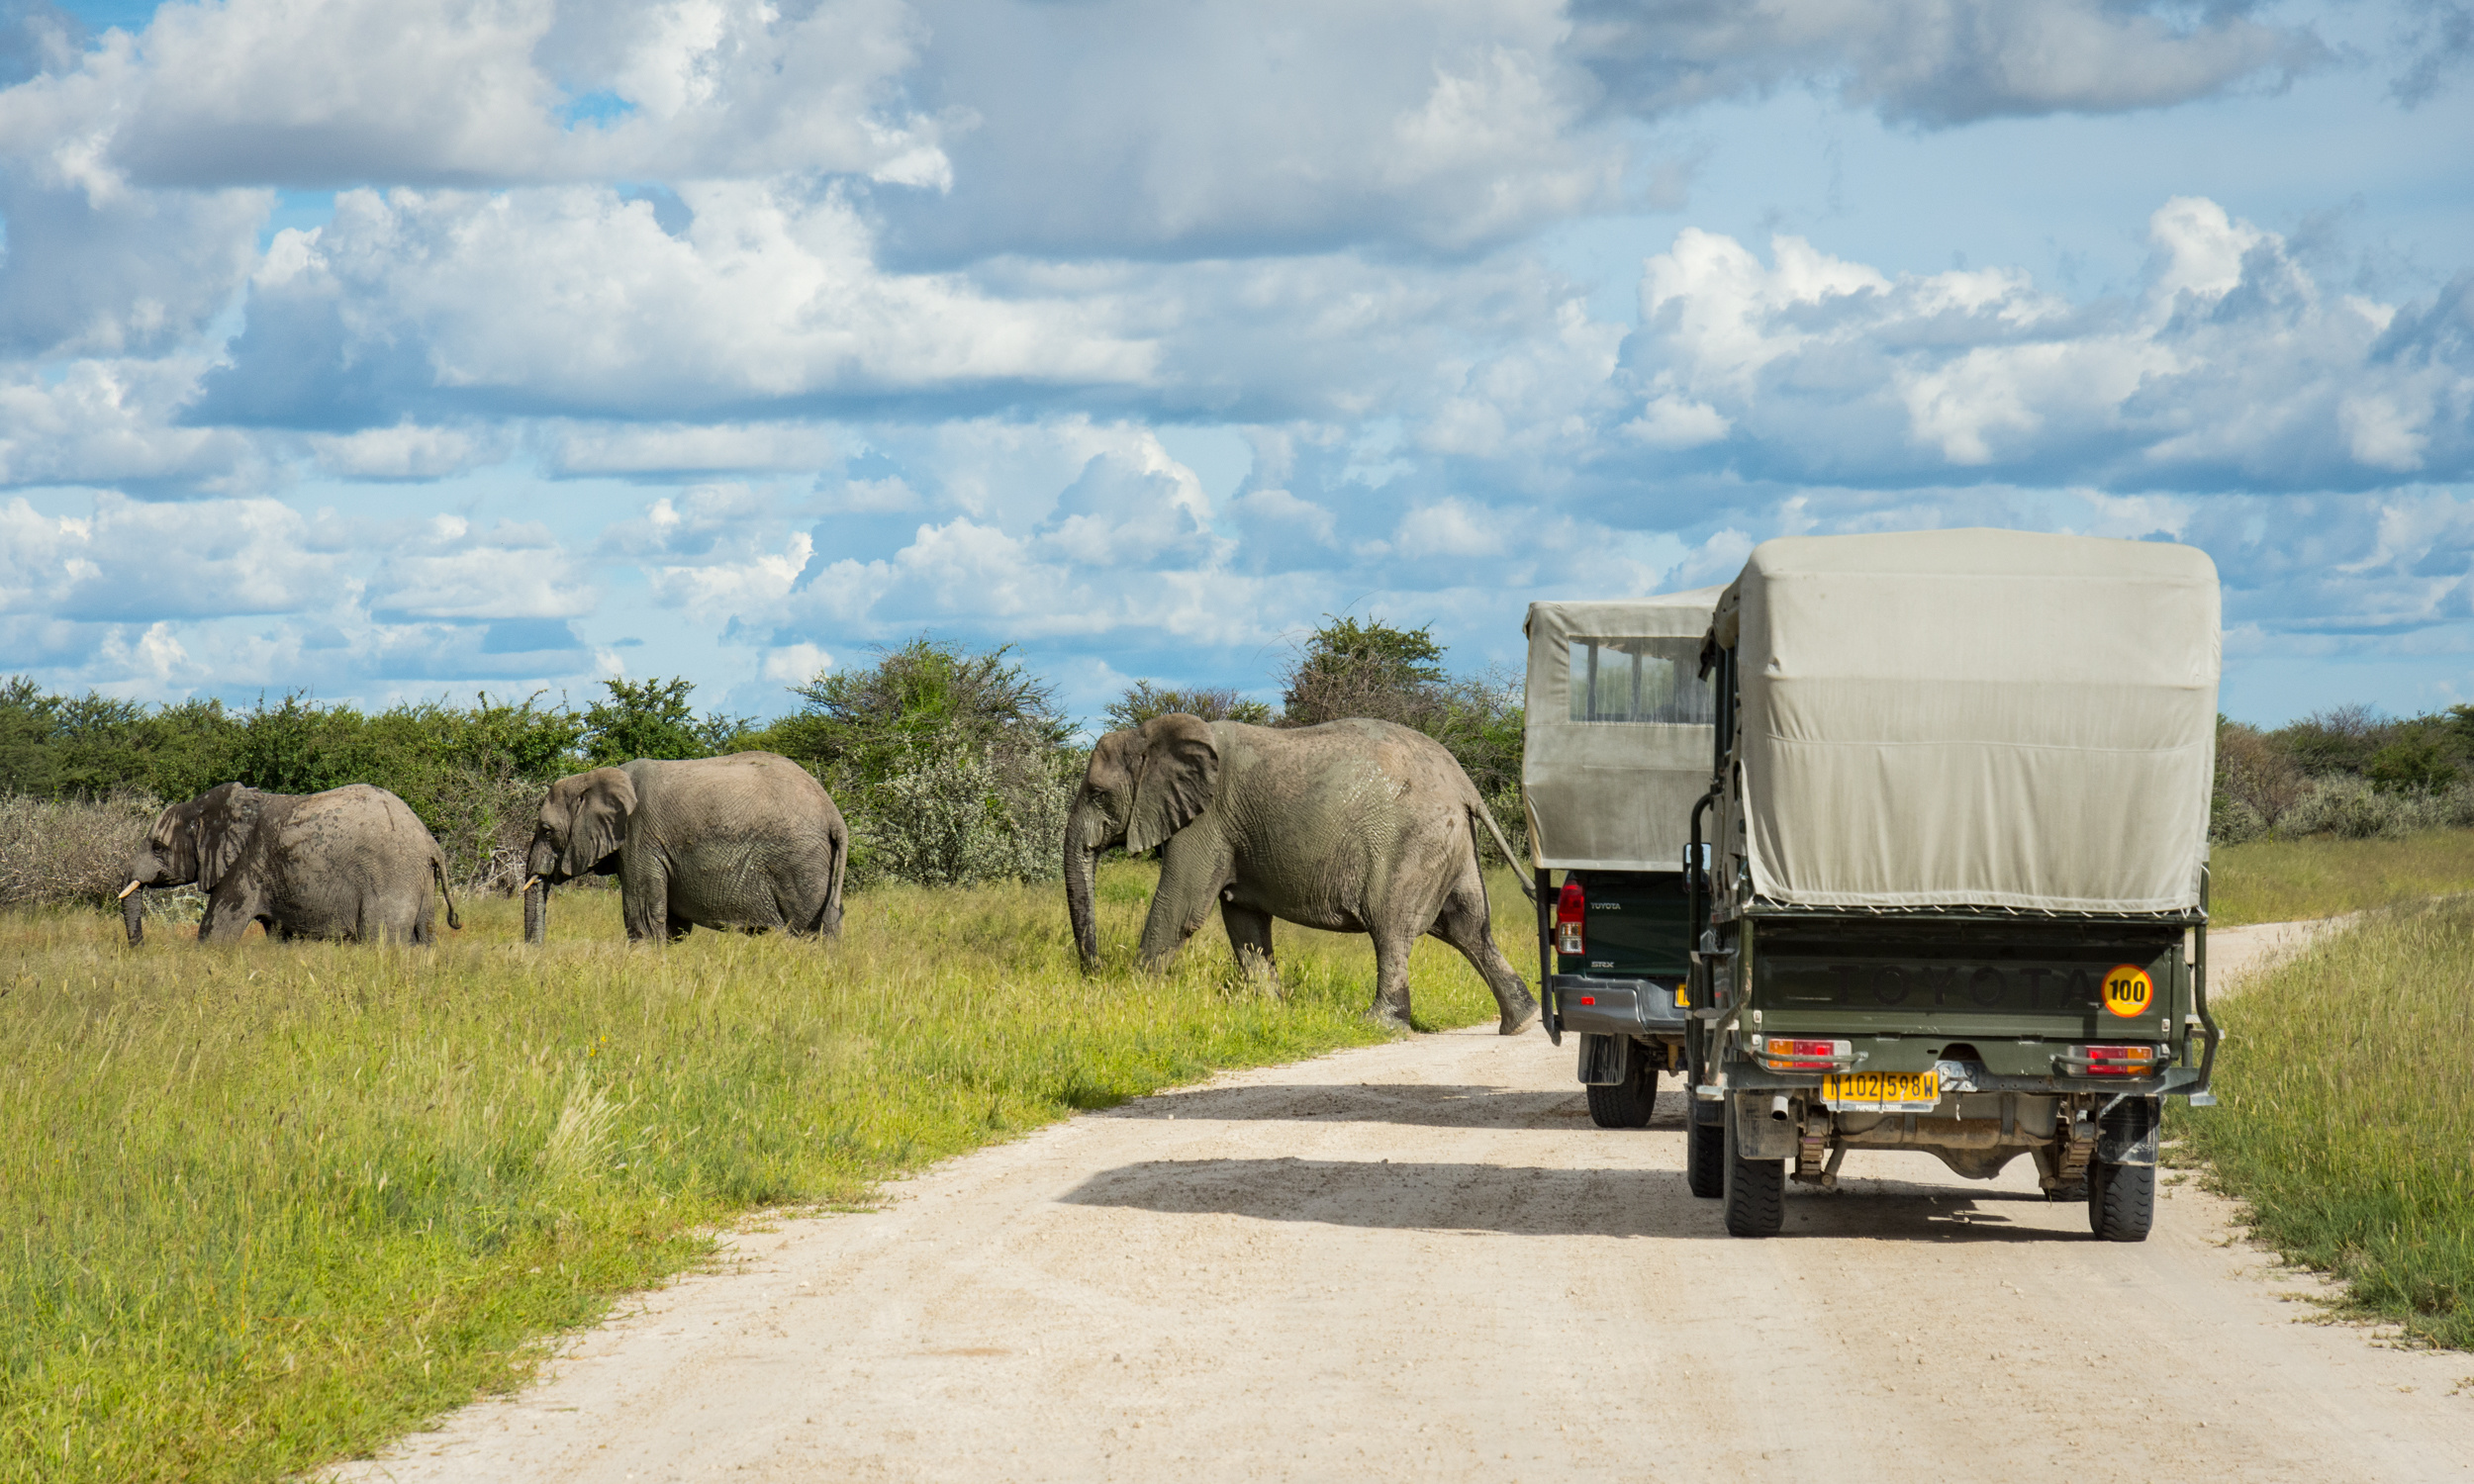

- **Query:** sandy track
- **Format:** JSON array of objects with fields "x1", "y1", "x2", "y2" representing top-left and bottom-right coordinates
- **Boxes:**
[{"x1": 337, "y1": 919, "x2": 2472, "y2": 1483}]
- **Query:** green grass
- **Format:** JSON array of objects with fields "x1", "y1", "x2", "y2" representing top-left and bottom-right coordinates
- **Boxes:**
[
  {"x1": 2210, "y1": 828, "x2": 2474, "y2": 926},
  {"x1": 2181, "y1": 898, "x2": 2474, "y2": 1348},
  {"x1": 0, "y1": 864, "x2": 1525, "y2": 1481}
]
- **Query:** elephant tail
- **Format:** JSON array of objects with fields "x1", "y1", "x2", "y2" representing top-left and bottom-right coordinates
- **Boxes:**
[
  {"x1": 432, "y1": 850, "x2": 463, "y2": 931},
  {"x1": 810, "y1": 823, "x2": 848, "y2": 936},
  {"x1": 1469, "y1": 800, "x2": 1537, "y2": 902}
]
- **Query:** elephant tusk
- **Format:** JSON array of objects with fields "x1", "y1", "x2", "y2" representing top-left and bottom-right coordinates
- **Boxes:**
[
  {"x1": 522, "y1": 876, "x2": 542, "y2": 892},
  {"x1": 117, "y1": 880, "x2": 143, "y2": 899}
]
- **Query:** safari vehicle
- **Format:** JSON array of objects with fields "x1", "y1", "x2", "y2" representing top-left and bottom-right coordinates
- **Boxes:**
[
  {"x1": 1521, "y1": 591, "x2": 1723, "y2": 1128},
  {"x1": 1686, "y1": 529, "x2": 2223, "y2": 1242}
]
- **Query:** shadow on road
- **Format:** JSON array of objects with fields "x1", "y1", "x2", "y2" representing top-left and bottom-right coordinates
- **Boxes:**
[
  {"x1": 1056, "y1": 1157, "x2": 2091, "y2": 1244},
  {"x1": 1098, "y1": 1081, "x2": 1695, "y2": 1132}
]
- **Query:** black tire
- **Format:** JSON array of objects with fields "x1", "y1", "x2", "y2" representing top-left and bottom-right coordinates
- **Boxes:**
[
  {"x1": 2045, "y1": 1179, "x2": 2088, "y2": 1203},
  {"x1": 1685, "y1": 1102, "x2": 1725, "y2": 1197},
  {"x1": 2088, "y1": 1159, "x2": 2155, "y2": 1242},
  {"x1": 1585, "y1": 1054, "x2": 1659, "y2": 1129},
  {"x1": 1721, "y1": 1099, "x2": 1785, "y2": 1238}
]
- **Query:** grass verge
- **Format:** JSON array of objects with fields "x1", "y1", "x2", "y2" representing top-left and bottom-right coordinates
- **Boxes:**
[
  {"x1": 0, "y1": 863, "x2": 1527, "y2": 1481},
  {"x1": 2209, "y1": 828, "x2": 2474, "y2": 926},
  {"x1": 2180, "y1": 898, "x2": 2474, "y2": 1348}
]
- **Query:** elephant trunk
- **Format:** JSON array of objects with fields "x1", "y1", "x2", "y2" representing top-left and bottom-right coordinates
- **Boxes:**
[
  {"x1": 523, "y1": 879, "x2": 547, "y2": 945},
  {"x1": 121, "y1": 882, "x2": 144, "y2": 946},
  {"x1": 1064, "y1": 801, "x2": 1103, "y2": 972}
]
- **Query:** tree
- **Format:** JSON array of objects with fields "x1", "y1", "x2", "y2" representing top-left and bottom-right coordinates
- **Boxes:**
[
  {"x1": 1279, "y1": 615, "x2": 1446, "y2": 726},
  {"x1": 758, "y1": 636, "x2": 1071, "y2": 786},
  {"x1": 581, "y1": 677, "x2": 740, "y2": 768},
  {"x1": 1104, "y1": 681, "x2": 1273, "y2": 731}
]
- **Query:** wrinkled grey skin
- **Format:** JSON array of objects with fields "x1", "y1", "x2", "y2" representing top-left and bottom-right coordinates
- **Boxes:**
[
  {"x1": 1065, "y1": 714, "x2": 1538, "y2": 1035},
  {"x1": 124, "y1": 782, "x2": 461, "y2": 944},
  {"x1": 522, "y1": 752, "x2": 848, "y2": 945}
]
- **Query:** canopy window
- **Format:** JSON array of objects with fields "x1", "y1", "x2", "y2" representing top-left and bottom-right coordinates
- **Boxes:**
[{"x1": 1568, "y1": 637, "x2": 1714, "y2": 725}]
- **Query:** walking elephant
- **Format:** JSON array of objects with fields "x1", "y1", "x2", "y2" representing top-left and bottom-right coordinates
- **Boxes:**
[
  {"x1": 121, "y1": 782, "x2": 461, "y2": 944},
  {"x1": 521, "y1": 752, "x2": 848, "y2": 944},
  {"x1": 1064, "y1": 714, "x2": 1538, "y2": 1034}
]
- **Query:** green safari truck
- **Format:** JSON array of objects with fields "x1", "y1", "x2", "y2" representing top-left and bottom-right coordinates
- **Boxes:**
[
  {"x1": 1687, "y1": 529, "x2": 2224, "y2": 1241},
  {"x1": 1520, "y1": 591, "x2": 1723, "y2": 1127}
]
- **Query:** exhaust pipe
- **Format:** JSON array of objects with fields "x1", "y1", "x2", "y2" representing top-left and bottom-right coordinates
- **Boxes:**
[{"x1": 1768, "y1": 1092, "x2": 1792, "y2": 1122}]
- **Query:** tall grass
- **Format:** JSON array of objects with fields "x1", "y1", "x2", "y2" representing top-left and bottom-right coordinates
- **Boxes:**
[
  {"x1": 0, "y1": 864, "x2": 1526, "y2": 1481},
  {"x1": 2209, "y1": 828, "x2": 2474, "y2": 926},
  {"x1": 2182, "y1": 899, "x2": 2474, "y2": 1348}
]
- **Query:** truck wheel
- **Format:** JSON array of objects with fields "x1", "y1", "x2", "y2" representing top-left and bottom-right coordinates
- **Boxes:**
[
  {"x1": 2087, "y1": 1159, "x2": 2154, "y2": 1242},
  {"x1": 1585, "y1": 1053, "x2": 1659, "y2": 1129},
  {"x1": 1685, "y1": 1102, "x2": 1724, "y2": 1197},
  {"x1": 1721, "y1": 1099, "x2": 1785, "y2": 1238}
]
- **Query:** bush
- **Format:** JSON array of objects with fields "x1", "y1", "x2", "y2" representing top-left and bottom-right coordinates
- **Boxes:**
[
  {"x1": 0, "y1": 792, "x2": 159, "y2": 909},
  {"x1": 850, "y1": 740, "x2": 1075, "y2": 889}
]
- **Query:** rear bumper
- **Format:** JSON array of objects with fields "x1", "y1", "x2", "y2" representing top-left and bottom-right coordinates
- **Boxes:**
[{"x1": 1550, "y1": 974, "x2": 1688, "y2": 1037}]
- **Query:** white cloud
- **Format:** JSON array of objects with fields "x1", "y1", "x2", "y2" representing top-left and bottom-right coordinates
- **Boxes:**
[
  {"x1": 544, "y1": 419, "x2": 839, "y2": 477},
  {"x1": 199, "y1": 182, "x2": 1158, "y2": 422},
  {"x1": 364, "y1": 515, "x2": 594, "y2": 619},
  {"x1": 1612, "y1": 198, "x2": 2474, "y2": 489}
]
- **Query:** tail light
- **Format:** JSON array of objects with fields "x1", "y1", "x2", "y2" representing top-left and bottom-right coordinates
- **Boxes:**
[
  {"x1": 1555, "y1": 880, "x2": 1585, "y2": 957},
  {"x1": 1760, "y1": 1037, "x2": 1851, "y2": 1071},
  {"x1": 2083, "y1": 1045, "x2": 2156, "y2": 1076}
]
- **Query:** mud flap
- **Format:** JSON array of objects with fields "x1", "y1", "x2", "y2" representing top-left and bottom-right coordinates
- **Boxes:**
[
  {"x1": 1577, "y1": 1032, "x2": 1630, "y2": 1086},
  {"x1": 2096, "y1": 1095, "x2": 2160, "y2": 1168},
  {"x1": 1731, "y1": 1091, "x2": 1798, "y2": 1159}
]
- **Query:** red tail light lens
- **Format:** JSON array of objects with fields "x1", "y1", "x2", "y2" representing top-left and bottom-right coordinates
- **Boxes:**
[
  {"x1": 1760, "y1": 1036, "x2": 1851, "y2": 1070},
  {"x1": 2084, "y1": 1045, "x2": 2156, "y2": 1076},
  {"x1": 1554, "y1": 880, "x2": 1584, "y2": 957}
]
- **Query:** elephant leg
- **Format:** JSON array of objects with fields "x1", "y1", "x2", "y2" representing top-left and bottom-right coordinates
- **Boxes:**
[
  {"x1": 1137, "y1": 836, "x2": 1228, "y2": 972},
  {"x1": 1220, "y1": 901, "x2": 1280, "y2": 992},
  {"x1": 1368, "y1": 930, "x2": 1417, "y2": 1032},
  {"x1": 619, "y1": 862, "x2": 668, "y2": 943},
  {"x1": 1429, "y1": 881, "x2": 1540, "y2": 1035}
]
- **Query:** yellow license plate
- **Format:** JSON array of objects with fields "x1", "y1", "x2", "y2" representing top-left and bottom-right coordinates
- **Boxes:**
[{"x1": 1822, "y1": 1069, "x2": 1941, "y2": 1111}]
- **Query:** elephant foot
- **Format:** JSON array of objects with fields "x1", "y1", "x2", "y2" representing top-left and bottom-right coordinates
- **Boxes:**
[
  {"x1": 1497, "y1": 1002, "x2": 1541, "y2": 1036},
  {"x1": 1367, "y1": 1004, "x2": 1414, "y2": 1035}
]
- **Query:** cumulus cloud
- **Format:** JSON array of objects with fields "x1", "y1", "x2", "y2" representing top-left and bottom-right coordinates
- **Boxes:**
[
  {"x1": 0, "y1": 492, "x2": 340, "y2": 621},
  {"x1": 363, "y1": 512, "x2": 595, "y2": 620},
  {"x1": 1608, "y1": 197, "x2": 2474, "y2": 492},
  {"x1": 1568, "y1": 0, "x2": 2325, "y2": 127},
  {"x1": 193, "y1": 183, "x2": 1158, "y2": 426},
  {"x1": 0, "y1": 0, "x2": 942, "y2": 190}
]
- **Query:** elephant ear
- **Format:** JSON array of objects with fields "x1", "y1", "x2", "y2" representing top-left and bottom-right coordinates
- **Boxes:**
[
  {"x1": 194, "y1": 784, "x2": 260, "y2": 890},
  {"x1": 561, "y1": 769, "x2": 636, "y2": 877},
  {"x1": 1126, "y1": 714, "x2": 1220, "y2": 854}
]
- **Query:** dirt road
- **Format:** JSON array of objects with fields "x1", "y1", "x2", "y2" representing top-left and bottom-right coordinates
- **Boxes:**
[{"x1": 339, "y1": 921, "x2": 2473, "y2": 1483}]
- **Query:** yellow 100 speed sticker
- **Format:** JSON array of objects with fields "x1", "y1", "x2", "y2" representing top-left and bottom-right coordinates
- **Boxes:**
[{"x1": 2102, "y1": 964, "x2": 2155, "y2": 1019}]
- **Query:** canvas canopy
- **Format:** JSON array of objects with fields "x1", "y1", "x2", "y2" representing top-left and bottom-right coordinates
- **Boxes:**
[
  {"x1": 1713, "y1": 528, "x2": 2221, "y2": 915},
  {"x1": 1522, "y1": 590, "x2": 1725, "y2": 872}
]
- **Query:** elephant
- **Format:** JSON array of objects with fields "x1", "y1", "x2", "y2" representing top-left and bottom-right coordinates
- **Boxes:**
[
  {"x1": 521, "y1": 751, "x2": 848, "y2": 944},
  {"x1": 121, "y1": 782, "x2": 461, "y2": 944},
  {"x1": 1064, "y1": 713, "x2": 1539, "y2": 1034}
]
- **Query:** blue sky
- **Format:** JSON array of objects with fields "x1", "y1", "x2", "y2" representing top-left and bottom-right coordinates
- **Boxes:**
[{"x1": 2, "y1": 0, "x2": 2469, "y2": 729}]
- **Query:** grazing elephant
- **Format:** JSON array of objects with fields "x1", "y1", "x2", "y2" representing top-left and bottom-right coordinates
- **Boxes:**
[
  {"x1": 121, "y1": 783, "x2": 461, "y2": 944},
  {"x1": 521, "y1": 752, "x2": 848, "y2": 944},
  {"x1": 1064, "y1": 714, "x2": 1539, "y2": 1034}
]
